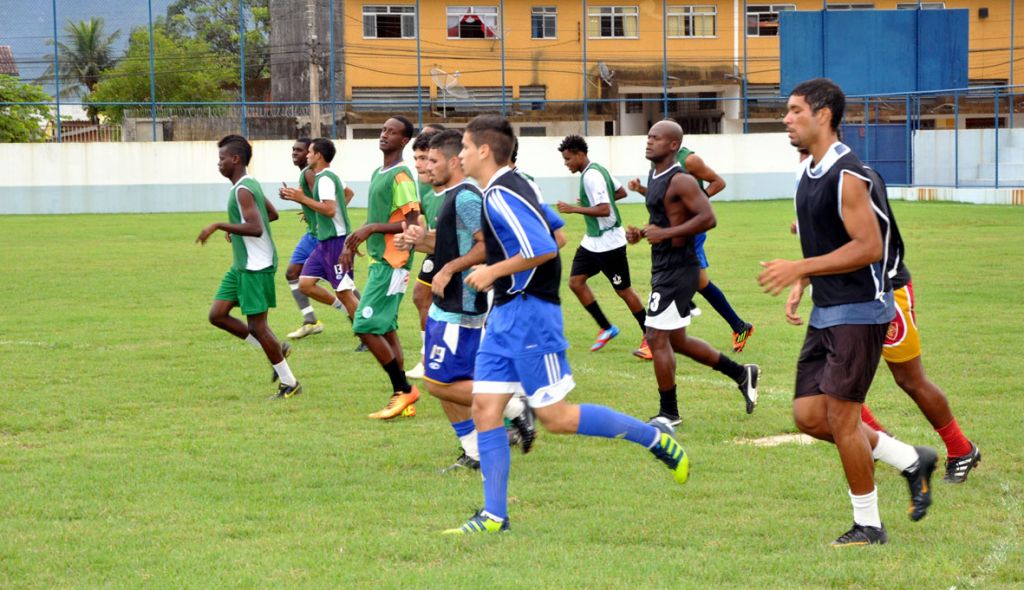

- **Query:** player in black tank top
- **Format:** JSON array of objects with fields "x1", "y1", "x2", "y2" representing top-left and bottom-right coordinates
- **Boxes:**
[
  {"x1": 761, "y1": 78, "x2": 937, "y2": 547},
  {"x1": 625, "y1": 120, "x2": 760, "y2": 426}
]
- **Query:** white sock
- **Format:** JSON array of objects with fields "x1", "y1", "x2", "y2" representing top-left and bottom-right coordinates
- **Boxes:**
[
  {"x1": 273, "y1": 360, "x2": 296, "y2": 386},
  {"x1": 244, "y1": 334, "x2": 261, "y2": 348},
  {"x1": 502, "y1": 394, "x2": 526, "y2": 420},
  {"x1": 420, "y1": 330, "x2": 426, "y2": 358},
  {"x1": 460, "y1": 430, "x2": 480, "y2": 460},
  {"x1": 849, "y1": 487, "x2": 882, "y2": 528},
  {"x1": 872, "y1": 432, "x2": 919, "y2": 473}
]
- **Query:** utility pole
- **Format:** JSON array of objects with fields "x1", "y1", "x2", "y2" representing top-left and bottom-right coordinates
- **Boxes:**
[{"x1": 307, "y1": 0, "x2": 321, "y2": 137}]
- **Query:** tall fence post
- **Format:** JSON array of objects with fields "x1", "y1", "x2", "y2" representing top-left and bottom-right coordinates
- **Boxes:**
[
  {"x1": 239, "y1": 0, "x2": 248, "y2": 137},
  {"x1": 582, "y1": 0, "x2": 588, "y2": 135},
  {"x1": 500, "y1": 0, "x2": 506, "y2": 116},
  {"x1": 995, "y1": 89, "x2": 1000, "y2": 189},
  {"x1": 905, "y1": 95, "x2": 911, "y2": 185},
  {"x1": 954, "y1": 90, "x2": 959, "y2": 188},
  {"x1": 742, "y1": 0, "x2": 748, "y2": 134},
  {"x1": 415, "y1": 0, "x2": 423, "y2": 130},
  {"x1": 51, "y1": 0, "x2": 61, "y2": 142},
  {"x1": 662, "y1": 0, "x2": 669, "y2": 119},
  {"x1": 147, "y1": 0, "x2": 157, "y2": 141},
  {"x1": 1011, "y1": 0, "x2": 1016, "y2": 130},
  {"x1": 329, "y1": 0, "x2": 337, "y2": 138}
]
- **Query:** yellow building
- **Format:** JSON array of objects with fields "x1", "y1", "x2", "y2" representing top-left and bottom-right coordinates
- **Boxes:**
[{"x1": 340, "y1": 1, "x2": 1023, "y2": 135}]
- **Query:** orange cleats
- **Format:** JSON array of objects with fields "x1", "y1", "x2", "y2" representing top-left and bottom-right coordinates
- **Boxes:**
[
  {"x1": 632, "y1": 338, "x2": 653, "y2": 360},
  {"x1": 400, "y1": 404, "x2": 417, "y2": 418},
  {"x1": 732, "y1": 323, "x2": 755, "y2": 353},
  {"x1": 368, "y1": 386, "x2": 421, "y2": 420}
]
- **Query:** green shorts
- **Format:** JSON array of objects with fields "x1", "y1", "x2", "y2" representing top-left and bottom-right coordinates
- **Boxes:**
[
  {"x1": 214, "y1": 267, "x2": 277, "y2": 316},
  {"x1": 353, "y1": 260, "x2": 410, "y2": 335}
]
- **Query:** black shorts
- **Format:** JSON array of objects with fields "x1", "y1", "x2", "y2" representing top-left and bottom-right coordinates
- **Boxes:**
[
  {"x1": 645, "y1": 265, "x2": 699, "y2": 331},
  {"x1": 569, "y1": 245, "x2": 632, "y2": 291},
  {"x1": 794, "y1": 323, "x2": 887, "y2": 403},
  {"x1": 417, "y1": 255, "x2": 437, "y2": 286}
]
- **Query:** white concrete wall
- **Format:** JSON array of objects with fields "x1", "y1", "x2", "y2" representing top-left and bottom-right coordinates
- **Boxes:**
[
  {"x1": 914, "y1": 128, "x2": 1024, "y2": 187},
  {"x1": 2, "y1": 131, "x2": 1021, "y2": 214}
]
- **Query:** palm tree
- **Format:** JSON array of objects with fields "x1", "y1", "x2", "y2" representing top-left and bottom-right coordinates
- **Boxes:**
[{"x1": 37, "y1": 18, "x2": 121, "y2": 102}]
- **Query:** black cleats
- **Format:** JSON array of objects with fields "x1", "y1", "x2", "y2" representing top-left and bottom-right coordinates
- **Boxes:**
[
  {"x1": 831, "y1": 523, "x2": 888, "y2": 547},
  {"x1": 270, "y1": 380, "x2": 302, "y2": 400},
  {"x1": 509, "y1": 405, "x2": 537, "y2": 454},
  {"x1": 943, "y1": 444, "x2": 981, "y2": 484},
  {"x1": 902, "y1": 446, "x2": 937, "y2": 521},
  {"x1": 648, "y1": 412, "x2": 681, "y2": 427},
  {"x1": 441, "y1": 451, "x2": 481, "y2": 473},
  {"x1": 738, "y1": 364, "x2": 759, "y2": 414}
]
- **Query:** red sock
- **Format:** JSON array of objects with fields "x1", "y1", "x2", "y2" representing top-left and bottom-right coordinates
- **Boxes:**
[
  {"x1": 936, "y1": 418, "x2": 972, "y2": 458},
  {"x1": 860, "y1": 405, "x2": 886, "y2": 432}
]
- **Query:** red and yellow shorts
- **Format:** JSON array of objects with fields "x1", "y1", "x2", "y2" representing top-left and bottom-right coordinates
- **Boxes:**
[{"x1": 883, "y1": 282, "x2": 921, "y2": 364}]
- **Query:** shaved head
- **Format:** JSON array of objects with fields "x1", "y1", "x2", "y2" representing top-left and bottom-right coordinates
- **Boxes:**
[{"x1": 651, "y1": 119, "x2": 683, "y2": 142}]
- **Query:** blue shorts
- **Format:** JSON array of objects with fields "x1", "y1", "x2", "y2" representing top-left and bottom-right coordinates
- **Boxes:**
[
  {"x1": 423, "y1": 317, "x2": 483, "y2": 385},
  {"x1": 473, "y1": 350, "x2": 575, "y2": 408},
  {"x1": 289, "y1": 232, "x2": 319, "y2": 265},
  {"x1": 694, "y1": 232, "x2": 709, "y2": 269},
  {"x1": 301, "y1": 235, "x2": 354, "y2": 292}
]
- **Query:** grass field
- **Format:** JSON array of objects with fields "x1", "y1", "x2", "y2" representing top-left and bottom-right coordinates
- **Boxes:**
[{"x1": 1, "y1": 200, "x2": 1022, "y2": 589}]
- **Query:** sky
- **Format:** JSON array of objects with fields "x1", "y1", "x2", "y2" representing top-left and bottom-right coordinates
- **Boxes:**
[{"x1": 0, "y1": 0, "x2": 175, "y2": 94}]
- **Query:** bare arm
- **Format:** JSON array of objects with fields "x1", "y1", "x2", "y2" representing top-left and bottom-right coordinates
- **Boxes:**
[
  {"x1": 556, "y1": 201, "x2": 611, "y2": 217},
  {"x1": 641, "y1": 174, "x2": 716, "y2": 244},
  {"x1": 196, "y1": 187, "x2": 266, "y2": 244},
  {"x1": 685, "y1": 153, "x2": 726, "y2": 197},
  {"x1": 265, "y1": 197, "x2": 279, "y2": 222},
  {"x1": 344, "y1": 186, "x2": 355, "y2": 205},
  {"x1": 465, "y1": 251, "x2": 558, "y2": 292},
  {"x1": 613, "y1": 186, "x2": 628, "y2": 201}
]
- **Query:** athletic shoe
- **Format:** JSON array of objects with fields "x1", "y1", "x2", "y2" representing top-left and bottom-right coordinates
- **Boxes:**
[
  {"x1": 400, "y1": 404, "x2": 417, "y2": 418},
  {"x1": 406, "y1": 361, "x2": 425, "y2": 379},
  {"x1": 368, "y1": 387, "x2": 421, "y2": 420},
  {"x1": 738, "y1": 364, "x2": 759, "y2": 414},
  {"x1": 287, "y1": 320, "x2": 323, "y2": 339},
  {"x1": 590, "y1": 325, "x2": 620, "y2": 352},
  {"x1": 688, "y1": 300, "x2": 702, "y2": 317},
  {"x1": 442, "y1": 510, "x2": 509, "y2": 535},
  {"x1": 271, "y1": 342, "x2": 292, "y2": 383},
  {"x1": 902, "y1": 445, "x2": 938, "y2": 521},
  {"x1": 507, "y1": 427, "x2": 522, "y2": 447},
  {"x1": 632, "y1": 338, "x2": 653, "y2": 360},
  {"x1": 732, "y1": 322, "x2": 755, "y2": 353},
  {"x1": 509, "y1": 404, "x2": 537, "y2": 455},
  {"x1": 943, "y1": 444, "x2": 981, "y2": 484},
  {"x1": 441, "y1": 451, "x2": 481, "y2": 473},
  {"x1": 648, "y1": 412, "x2": 681, "y2": 427},
  {"x1": 353, "y1": 341, "x2": 368, "y2": 353},
  {"x1": 648, "y1": 427, "x2": 689, "y2": 485},
  {"x1": 269, "y1": 381, "x2": 302, "y2": 400},
  {"x1": 831, "y1": 523, "x2": 888, "y2": 547}
]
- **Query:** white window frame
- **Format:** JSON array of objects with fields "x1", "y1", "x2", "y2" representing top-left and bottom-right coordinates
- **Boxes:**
[
  {"x1": 531, "y1": 6, "x2": 557, "y2": 39},
  {"x1": 446, "y1": 5, "x2": 500, "y2": 40},
  {"x1": 362, "y1": 5, "x2": 417, "y2": 39},
  {"x1": 587, "y1": 6, "x2": 640, "y2": 39},
  {"x1": 667, "y1": 5, "x2": 717, "y2": 38},
  {"x1": 746, "y1": 4, "x2": 795, "y2": 37}
]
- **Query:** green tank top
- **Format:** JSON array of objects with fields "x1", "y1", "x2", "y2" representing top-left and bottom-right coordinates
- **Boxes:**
[
  {"x1": 312, "y1": 169, "x2": 353, "y2": 241},
  {"x1": 676, "y1": 147, "x2": 704, "y2": 190},
  {"x1": 228, "y1": 176, "x2": 277, "y2": 272},
  {"x1": 367, "y1": 163, "x2": 418, "y2": 267},
  {"x1": 419, "y1": 180, "x2": 443, "y2": 231},
  {"x1": 579, "y1": 162, "x2": 622, "y2": 237},
  {"x1": 298, "y1": 166, "x2": 317, "y2": 236}
]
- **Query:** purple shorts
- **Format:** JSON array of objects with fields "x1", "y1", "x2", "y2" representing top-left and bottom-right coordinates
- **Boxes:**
[{"x1": 301, "y1": 235, "x2": 354, "y2": 291}]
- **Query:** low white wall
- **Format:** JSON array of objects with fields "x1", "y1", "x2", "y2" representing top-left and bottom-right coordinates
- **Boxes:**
[{"x1": 2, "y1": 132, "x2": 1021, "y2": 214}]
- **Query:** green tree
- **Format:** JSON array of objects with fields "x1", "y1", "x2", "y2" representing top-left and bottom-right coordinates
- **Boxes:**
[
  {"x1": 162, "y1": 0, "x2": 270, "y2": 85},
  {"x1": 37, "y1": 18, "x2": 121, "y2": 100},
  {"x1": 0, "y1": 75, "x2": 52, "y2": 142},
  {"x1": 87, "y1": 27, "x2": 232, "y2": 123}
]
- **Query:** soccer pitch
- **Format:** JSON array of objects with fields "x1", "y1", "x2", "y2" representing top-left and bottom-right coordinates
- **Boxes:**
[{"x1": 1, "y1": 200, "x2": 1021, "y2": 588}]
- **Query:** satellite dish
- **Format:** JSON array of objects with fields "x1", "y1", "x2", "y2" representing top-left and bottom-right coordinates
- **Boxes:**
[
  {"x1": 430, "y1": 66, "x2": 469, "y2": 118},
  {"x1": 597, "y1": 62, "x2": 615, "y2": 86}
]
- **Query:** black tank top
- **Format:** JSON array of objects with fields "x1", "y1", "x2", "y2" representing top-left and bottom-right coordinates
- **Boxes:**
[
  {"x1": 433, "y1": 182, "x2": 488, "y2": 315},
  {"x1": 796, "y1": 143, "x2": 892, "y2": 307},
  {"x1": 860, "y1": 166, "x2": 911, "y2": 290},
  {"x1": 645, "y1": 162, "x2": 698, "y2": 273}
]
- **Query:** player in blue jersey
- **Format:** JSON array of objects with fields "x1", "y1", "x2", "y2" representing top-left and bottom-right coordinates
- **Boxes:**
[{"x1": 441, "y1": 115, "x2": 688, "y2": 535}]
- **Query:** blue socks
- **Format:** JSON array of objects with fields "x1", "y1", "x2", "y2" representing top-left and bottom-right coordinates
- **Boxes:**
[
  {"x1": 577, "y1": 404, "x2": 660, "y2": 447},
  {"x1": 699, "y1": 281, "x2": 746, "y2": 333},
  {"x1": 451, "y1": 419, "x2": 475, "y2": 438},
  {"x1": 479, "y1": 426, "x2": 511, "y2": 521}
]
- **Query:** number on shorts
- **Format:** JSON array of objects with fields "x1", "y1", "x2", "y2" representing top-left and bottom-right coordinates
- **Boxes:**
[
  {"x1": 649, "y1": 292, "x2": 661, "y2": 312},
  {"x1": 429, "y1": 345, "x2": 446, "y2": 364}
]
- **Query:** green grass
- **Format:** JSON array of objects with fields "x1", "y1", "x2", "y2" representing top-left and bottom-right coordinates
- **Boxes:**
[{"x1": 1, "y1": 201, "x2": 1022, "y2": 589}]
